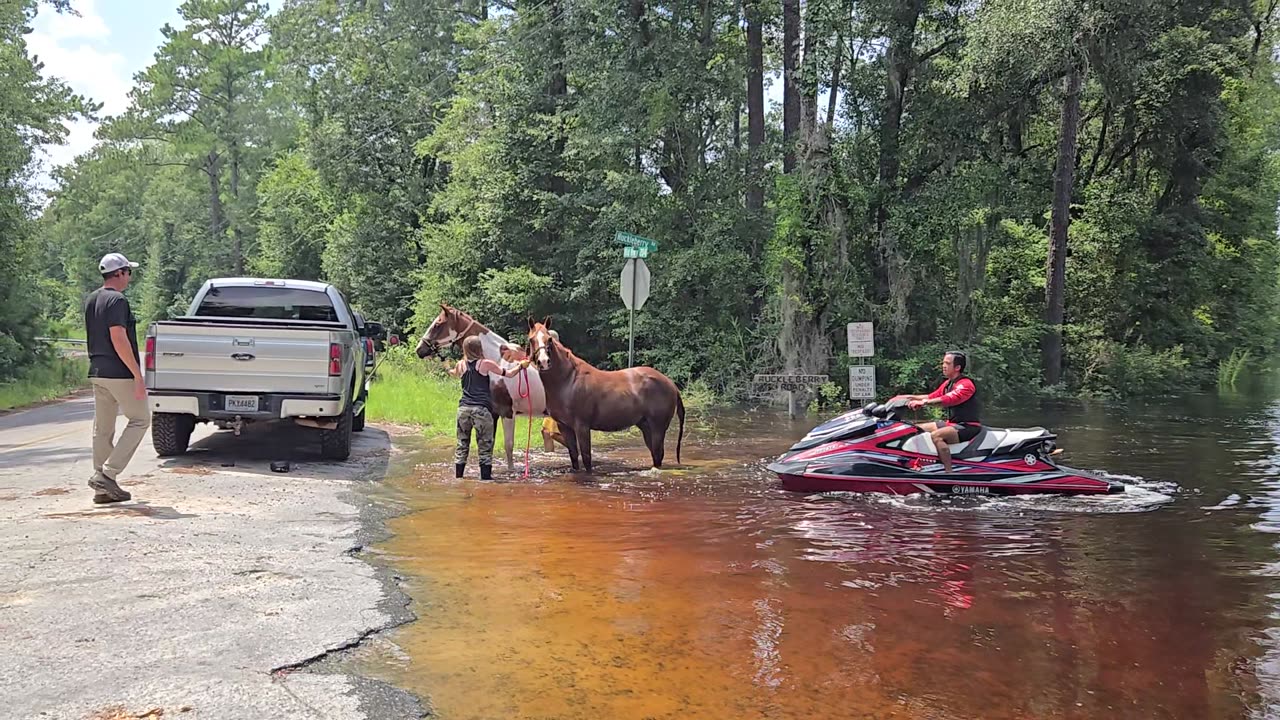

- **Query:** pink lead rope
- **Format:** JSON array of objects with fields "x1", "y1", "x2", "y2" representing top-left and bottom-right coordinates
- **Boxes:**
[{"x1": 517, "y1": 367, "x2": 532, "y2": 478}]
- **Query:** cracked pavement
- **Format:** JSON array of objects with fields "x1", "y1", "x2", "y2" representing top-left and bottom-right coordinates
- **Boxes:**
[{"x1": 0, "y1": 396, "x2": 425, "y2": 720}]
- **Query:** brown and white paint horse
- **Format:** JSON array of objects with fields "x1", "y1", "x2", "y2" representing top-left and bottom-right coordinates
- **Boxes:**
[
  {"x1": 528, "y1": 320, "x2": 685, "y2": 472},
  {"x1": 415, "y1": 305, "x2": 548, "y2": 473}
]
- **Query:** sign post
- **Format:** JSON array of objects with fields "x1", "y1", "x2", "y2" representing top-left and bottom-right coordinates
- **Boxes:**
[
  {"x1": 619, "y1": 258, "x2": 651, "y2": 367},
  {"x1": 615, "y1": 232, "x2": 659, "y2": 366},
  {"x1": 751, "y1": 374, "x2": 828, "y2": 419},
  {"x1": 846, "y1": 321, "x2": 876, "y2": 402}
]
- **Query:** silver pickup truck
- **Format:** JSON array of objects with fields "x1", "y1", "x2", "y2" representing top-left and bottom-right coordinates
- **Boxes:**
[{"x1": 144, "y1": 278, "x2": 381, "y2": 460}]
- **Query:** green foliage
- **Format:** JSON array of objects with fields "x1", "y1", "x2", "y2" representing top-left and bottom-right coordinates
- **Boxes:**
[
  {"x1": 253, "y1": 148, "x2": 333, "y2": 280},
  {"x1": 0, "y1": 0, "x2": 89, "y2": 379},
  {"x1": 1070, "y1": 335, "x2": 1191, "y2": 398},
  {"x1": 17, "y1": 0, "x2": 1280, "y2": 403},
  {"x1": 365, "y1": 346, "x2": 463, "y2": 435},
  {"x1": 1218, "y1": 348, "x2": 1253, "y2": 389},
  {"x1": 0, "y1": 355, "x2": 87, "y2": 411}
]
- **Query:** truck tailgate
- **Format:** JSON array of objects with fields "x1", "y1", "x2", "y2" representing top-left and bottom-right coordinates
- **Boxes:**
[{"x1": 151, "y1": 322, "x2": 337, "y2": 395}]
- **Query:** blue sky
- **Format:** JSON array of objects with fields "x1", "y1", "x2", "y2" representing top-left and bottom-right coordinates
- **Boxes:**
[{"x1": 30, "y1": 0, "x2": 181, "y2": 180}]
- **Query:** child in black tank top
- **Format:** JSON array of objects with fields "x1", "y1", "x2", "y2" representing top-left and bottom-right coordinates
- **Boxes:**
[{"x1": 445, "y1": 335, "x2": 528, "y2": 479}]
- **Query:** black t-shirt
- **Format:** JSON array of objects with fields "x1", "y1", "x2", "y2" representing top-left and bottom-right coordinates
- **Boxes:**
[{"x1": 84, "y1": 287, "x2": 139, "y2": 379}]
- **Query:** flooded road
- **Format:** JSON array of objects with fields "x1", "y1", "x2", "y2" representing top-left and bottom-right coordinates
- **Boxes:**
[{"x1": 364, "y1": 375, "x2": 1280, "y2": 719}]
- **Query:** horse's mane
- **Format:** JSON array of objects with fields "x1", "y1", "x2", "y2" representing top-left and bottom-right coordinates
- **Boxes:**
[{"x1": 448, "y1": 306, "x2": 507, "y2": 346}]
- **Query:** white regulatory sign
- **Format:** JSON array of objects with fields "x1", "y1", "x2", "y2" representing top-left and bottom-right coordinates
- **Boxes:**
[
  {"x1": 847, "y1": 322, "x2": 874, "y2": 357},
  {"x1": 848, "y1": 365, "x2": 876, "y2": 399}
]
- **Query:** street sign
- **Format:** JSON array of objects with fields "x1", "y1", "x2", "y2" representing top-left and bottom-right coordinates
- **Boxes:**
[
  {"x1": 849, "y1": 365, "x2": 876, "y2": 400},
  {"x1": 623, "y1": 246, "x2": 650, "y2": 259},
  {"x1": 751, "y1": 374, "x2": 828, "y2": 391},
  {"x1": 751, "y1": 374, "x2": 828, "y2": 418},
  {"x1": 620, "y1": 259, "x2": 650, "y2": 311},
  {"x1": 615, "y1": 231, "x2": 659, "y2": 252},
  {"x1": 621, "y1": 258, "x2": 651, "y2": 367},
  {"x1": 847, "y1": 322, "x2": 874, "y2": 357}
]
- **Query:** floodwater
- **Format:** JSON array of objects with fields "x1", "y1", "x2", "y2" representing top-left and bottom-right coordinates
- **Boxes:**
[{"x1": 363, "y1": 373, "x2": 1280, "y2": 719}]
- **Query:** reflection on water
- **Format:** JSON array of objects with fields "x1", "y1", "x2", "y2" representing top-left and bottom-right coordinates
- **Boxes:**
[{"x1": 363, "y1": 375, "x2": 1280, "y2": 720}]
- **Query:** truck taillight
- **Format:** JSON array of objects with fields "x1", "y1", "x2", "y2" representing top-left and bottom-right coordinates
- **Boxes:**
[
  {"x1": 329, "y1": 343, "x2": 342, "y2": 376},
  {"x1": 145, "y1": 336, "x2": 155, "y2": 371},
  {"x1": 365, "y1": 338, "x2": 374, "y2": 358}
]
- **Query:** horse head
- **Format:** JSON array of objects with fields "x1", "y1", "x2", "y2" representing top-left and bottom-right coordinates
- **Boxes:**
[
  {"x1": 527, "y1": 319, "x2": 559, "y2": 372},
  {"x1": 415, "y1": 303, "x2": 467, "y2": 359}
]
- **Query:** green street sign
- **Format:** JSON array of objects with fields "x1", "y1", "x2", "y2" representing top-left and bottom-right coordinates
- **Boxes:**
[
  {"x1": 614, "y1": 231, "x2": 658, "y2": 252},
  {"x1": 623, "y1": 246, "x2": 650, "y2": 259}
]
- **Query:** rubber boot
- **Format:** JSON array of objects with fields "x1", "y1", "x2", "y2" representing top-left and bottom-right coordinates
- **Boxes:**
[
  {"x1": 454, "y1": 463, "x2": 465, "y2": 479},
  {"x1": 480, "y1": 464, "x2": 493, "y2": 481}
]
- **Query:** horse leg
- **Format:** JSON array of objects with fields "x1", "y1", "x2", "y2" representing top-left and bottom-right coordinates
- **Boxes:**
[
  {"x1": 649, "y1": 413, "x2": 672, "y2": 468},
  {"x1": 560, "y1": 424, "x2": 581, "y2": 472},
  {"x1": 502, "y1": 415, "x2": 516, "y2": 474},
  {"x1": 637, "y1": 420, "x2": 658, "y2": 468},
  {"x1": 575, "y1": 424, "x2": 593, "y2": 473}
]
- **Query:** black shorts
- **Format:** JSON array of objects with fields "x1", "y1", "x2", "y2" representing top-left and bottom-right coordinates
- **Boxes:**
[{"x1": 945, "y1": 421, "x2": 981, "y2": 442}]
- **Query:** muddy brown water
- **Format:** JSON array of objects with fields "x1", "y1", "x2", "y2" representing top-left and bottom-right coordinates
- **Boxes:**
[{"x1": 362, "y1": 375, "x2": 1280, "y2": 719}]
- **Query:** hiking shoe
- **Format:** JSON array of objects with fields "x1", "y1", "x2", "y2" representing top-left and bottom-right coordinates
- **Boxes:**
[{"x1": 88, "y1": 472, "x2": 131, "y2": 503}]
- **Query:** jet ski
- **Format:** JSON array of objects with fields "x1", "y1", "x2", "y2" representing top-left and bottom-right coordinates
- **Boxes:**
[{"x1": 768, "y1": 397, "x2": 1123, "y2": 496}]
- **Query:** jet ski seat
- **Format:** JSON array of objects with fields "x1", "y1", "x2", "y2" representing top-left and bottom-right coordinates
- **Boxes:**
[{"x1": 902, "y1": 426, "x2": 1053, "y2": 459}]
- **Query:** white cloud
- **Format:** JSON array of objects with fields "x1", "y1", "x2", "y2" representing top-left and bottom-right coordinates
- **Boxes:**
[
  {"x1": 38, "y1": 0, "x2": 110, "y2": 40},
  {"x1": 28, "y1": 0, "x2": 132, "y2": 187}
]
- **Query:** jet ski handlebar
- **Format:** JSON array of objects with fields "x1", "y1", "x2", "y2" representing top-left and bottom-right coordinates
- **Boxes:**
[{"x1": 863, "y1": 396, "x2": 910, "y2": 419}]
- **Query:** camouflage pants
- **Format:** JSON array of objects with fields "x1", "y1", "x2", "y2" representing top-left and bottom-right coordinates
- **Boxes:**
[{"x1": 455, "y1": 405, "x2": 495, "y2": 466}]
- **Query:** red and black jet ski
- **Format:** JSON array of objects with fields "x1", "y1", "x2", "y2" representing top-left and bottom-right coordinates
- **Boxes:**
[{"x1": 768, "y1": 397, "x2": 1123, "y2": 496}]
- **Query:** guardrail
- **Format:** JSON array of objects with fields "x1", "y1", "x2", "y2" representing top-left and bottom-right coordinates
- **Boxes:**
[{"x1": 35, "y1": 337, "x2": 87, "y2": 345}]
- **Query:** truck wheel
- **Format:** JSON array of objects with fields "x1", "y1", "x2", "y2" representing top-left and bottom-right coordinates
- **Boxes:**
[
  {"x1": 153, "y1": 413, "x2": 194, "y2": 457},
  {"x1": 320, "y1": 407, "x2": 353, "y2": 460}
]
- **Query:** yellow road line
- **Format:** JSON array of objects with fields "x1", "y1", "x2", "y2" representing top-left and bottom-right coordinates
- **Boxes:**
[{"x1": 3, "y1": 427, "x2": 82, "y2": 451}]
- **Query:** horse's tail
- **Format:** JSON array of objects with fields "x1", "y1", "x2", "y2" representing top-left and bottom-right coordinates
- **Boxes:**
[{"x1": 675, "y1": 391, "x2": 686, "y2": 465}]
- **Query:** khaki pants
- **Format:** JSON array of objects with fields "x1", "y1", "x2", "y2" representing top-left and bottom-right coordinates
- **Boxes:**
[{"x1": 91, "y1": 378, "x2": 151, "y2": 481}]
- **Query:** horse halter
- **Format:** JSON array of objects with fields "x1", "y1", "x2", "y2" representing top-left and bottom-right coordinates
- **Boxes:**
[{"x1": 422, "y1": 315, "x2": 480, "y2": 358}]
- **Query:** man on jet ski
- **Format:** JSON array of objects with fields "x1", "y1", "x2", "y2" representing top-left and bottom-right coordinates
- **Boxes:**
[{"x1": 898, "y1": 350, "x2": 981, "y2": 473}]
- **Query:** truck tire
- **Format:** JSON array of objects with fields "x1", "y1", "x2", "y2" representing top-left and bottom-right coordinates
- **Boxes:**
[
  {"x1": 320, "y1": 407, "x2": 353, "y2": 460},
  {"x1": 153, "y1": 413, "x2": 194, "y2": 457}
]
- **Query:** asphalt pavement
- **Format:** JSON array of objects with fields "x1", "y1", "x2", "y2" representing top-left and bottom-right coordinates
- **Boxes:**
[{"x1": 0, "y1": 396, "x2": 425, "y2": 720}]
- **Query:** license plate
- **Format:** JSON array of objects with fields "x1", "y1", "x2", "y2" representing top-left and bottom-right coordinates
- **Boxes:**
[{"x1": 225, "y1": 395, "x2": 259, "y2": 413}]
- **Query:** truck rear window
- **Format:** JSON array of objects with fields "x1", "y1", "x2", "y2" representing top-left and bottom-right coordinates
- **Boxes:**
[{"x1": 195, "y1": 286, "x2": 339, "y2": 322}]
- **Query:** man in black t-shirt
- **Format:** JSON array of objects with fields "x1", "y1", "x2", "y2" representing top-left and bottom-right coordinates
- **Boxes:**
[{"x1": 83, "y1": 252, "x2": 150, "y2": 504}]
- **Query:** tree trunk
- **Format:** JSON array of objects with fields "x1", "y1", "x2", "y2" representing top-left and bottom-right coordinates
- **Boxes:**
[
  {"x1": 545, "y1": 0, "x2": 568, "y2": 198},
  {"x1": 798, "y1": 0, "x2": 821, "y2": 143},
  {"x1": 873, "y1": 0, "x2": 924, "y2": 341},
  {"x1": 205, "y1": 151, "x2": 224, "y2": 248},
  {"x1": 745, "y1": 0, "x2": 765, "y2": 211},
  {"x1": 877, "y1": 4, "x2": 920, "y2": 191},
  {"x1": 1042, "y1": 67, "x2": 1083, "y2": 386},
  {"x1": 826, "y1": 29, "x2": 844, "y2": 128},
  {"x1": 781, "y1": 0, "x2": 801, "y2": 173},
  {"x1": 230, "y1": 140, "x2": 244, "y2": 275}
]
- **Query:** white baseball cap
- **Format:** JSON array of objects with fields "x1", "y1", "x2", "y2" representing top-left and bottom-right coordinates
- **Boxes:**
[{"x1": 99, "y1": 252, "x2": 139, "y2": 274}]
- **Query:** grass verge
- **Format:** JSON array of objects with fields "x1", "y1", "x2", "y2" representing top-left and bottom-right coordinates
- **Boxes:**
[
  {"x1": 0, "y1": 356, "x2": 89, "y2": 412},
  {"x1": 367, "y1": 348, "x2": 543, "y2": 444},
  {"x1": 366, "y1": 347, "x2": 709, "y2": 448}
]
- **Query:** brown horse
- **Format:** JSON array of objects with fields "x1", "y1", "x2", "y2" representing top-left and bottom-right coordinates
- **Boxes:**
[{"x1": 527, "y1": 320, "x2": 685, "y2": 472}]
